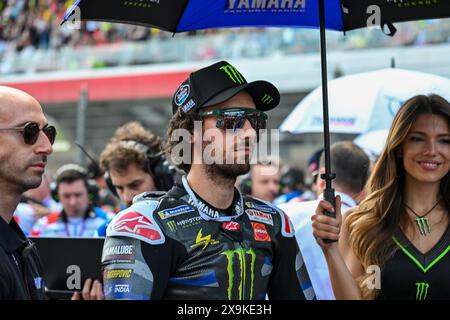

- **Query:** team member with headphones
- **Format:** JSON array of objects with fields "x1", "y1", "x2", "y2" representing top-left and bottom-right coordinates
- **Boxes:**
[
  {"x1": 239, "y1": 160, "x2": 281, "y2": 203},
  {"x1": 99, "y1": 121, "x2": 179, "y2": 207},
  {"x1": 96, "y1": 122, "x2": 180, "y2": 236},
  {"x1": 30, "y1": 164, "x2": 107, "y2": 237}
]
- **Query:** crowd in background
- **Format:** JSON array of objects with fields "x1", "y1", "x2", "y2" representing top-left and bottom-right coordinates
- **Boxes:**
[
  {"x1": 1, "y1": 0, "x2": 450, "y2": 74},
  {"x1": 0, "y1": 0, "x2": 214, "y2": 55}
]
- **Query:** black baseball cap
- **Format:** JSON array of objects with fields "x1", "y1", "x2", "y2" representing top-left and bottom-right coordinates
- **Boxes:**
[{"x1": 172, "y1": 61, "x2": 280, "y2": 115}]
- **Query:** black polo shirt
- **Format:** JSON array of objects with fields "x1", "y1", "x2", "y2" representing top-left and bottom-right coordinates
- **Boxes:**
[{"x1": 0, "y1": 217, "x2": 46, "y2": 300}]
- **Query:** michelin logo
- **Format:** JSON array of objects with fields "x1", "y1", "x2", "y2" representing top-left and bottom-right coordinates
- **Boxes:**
[
  {"x1": 158, "y1": 205, "x2": 195, "y2": 220},
  {"x1": 245, "y1": 202, "x2": 276, "y2": 214}
]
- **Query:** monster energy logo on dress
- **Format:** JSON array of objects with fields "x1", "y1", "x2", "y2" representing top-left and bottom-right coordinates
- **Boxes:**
[
  {"x1": 405, "y1": 199, "x2": 441, "y2": 236},
  {"x1": 405, "y1": 202, "x2": 440, "y2": 237},
  {"x1": 220, "y1": 65, "x2": 246, "y2": 84},
  {"x1": 221, "y1": 247, "x2": 256, "y2": 300},
  {"x1": 415, "y1": 282, "x2": 429, "y2": 300},
  {"x1": 415, "y1": 217, "x2": 431, "y2": 236}
]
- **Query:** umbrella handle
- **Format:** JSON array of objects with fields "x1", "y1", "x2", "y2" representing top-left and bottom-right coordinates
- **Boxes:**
[{"x1": 322, "y1": 187, "x2": 337, "y2": 244}]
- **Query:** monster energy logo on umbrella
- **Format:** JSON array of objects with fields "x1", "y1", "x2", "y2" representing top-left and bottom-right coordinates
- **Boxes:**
[
  {"x1": 221, "y1": 247, "x2": 256, "y2": 300},
  {"x1": 391, "y1": 0, "x2": 439, "y2": 8},
  {"x1": 415, "y1": 282, "x2": 429, "y2": 300}
]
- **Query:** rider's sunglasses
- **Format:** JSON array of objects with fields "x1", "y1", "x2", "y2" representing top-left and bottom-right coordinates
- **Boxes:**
[
  {"x1": 0, "y1": 122, "x2": 57, "y2": 145},
  {"x1": 199, "y1": 108, "x2": 267, "y2": 132}
]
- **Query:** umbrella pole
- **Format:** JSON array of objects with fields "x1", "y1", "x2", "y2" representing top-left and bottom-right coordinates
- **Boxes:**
[{"x1": 318, "y1": 0, "x2": 336, "y2": 222}]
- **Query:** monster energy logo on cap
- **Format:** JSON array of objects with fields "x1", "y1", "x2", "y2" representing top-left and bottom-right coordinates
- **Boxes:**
[
  {"x1": 262, "y1": 94, "x2": 274, "y2": 105},
  {"x1": 172, "y1": 60, "x2": 280, "y2": 115},
  {"x1": 220, "y1": 64, "x2": 246, "y2": 85},
  {"x1": 221, "y1": 247, "x2": 256, "y2": 300},
  {"x1": 415, "y1": 282, "x2": 429, "y2": 300}
]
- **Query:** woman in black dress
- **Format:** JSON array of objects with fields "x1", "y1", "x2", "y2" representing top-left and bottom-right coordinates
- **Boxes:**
[{"x1": 312, "y1": 94, "x2": 450, "y2": 299}]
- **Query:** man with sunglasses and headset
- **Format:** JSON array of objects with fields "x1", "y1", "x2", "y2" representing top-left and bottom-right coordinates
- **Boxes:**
[
  {"x1": 0, "y1": 86, "x2": 55, "y2": 299},
  {"x1": 102, "y1": 61, "x2": 315, "y2": 300}
]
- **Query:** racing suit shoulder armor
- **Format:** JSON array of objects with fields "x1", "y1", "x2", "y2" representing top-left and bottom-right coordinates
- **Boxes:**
[
  {"x1": 106, "y1": 199, "x2": 166, "y2": 246},
  {"x1": 132, "y1": 191, "x2": 166, "y2": 204}
]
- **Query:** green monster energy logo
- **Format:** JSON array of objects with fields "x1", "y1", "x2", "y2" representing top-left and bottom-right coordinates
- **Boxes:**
[
  {"x1": 123, "y1": 0, "x2": 159, "y2": 8},
  {"x1": 415, "y1": 282, "x2": 429, "y2": 300},
  {"x1": 220, "y1": 65, "x2": 246, "y2": 84},
  {"x1": 415, "y1": 217, "x2": 431, "y2": 236},
  {"x1": 394, "y1": 0, "x2": 439, "y2": 8},
  {"x1": 221, "y1": 247, "x2": 256, "y2": 300},
  {"x1": 262, "y1": 94, "x2": 273, "y2": 105},
  {"x1": 166, "y1": 220, "x2": 177, "y2": 232}
]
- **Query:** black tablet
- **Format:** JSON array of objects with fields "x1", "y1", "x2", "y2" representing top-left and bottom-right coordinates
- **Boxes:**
[{"x1": 30, "y1": 237, "x2": 104, "y2": 299}]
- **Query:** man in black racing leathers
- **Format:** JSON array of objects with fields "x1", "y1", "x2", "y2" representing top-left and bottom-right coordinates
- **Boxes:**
[{"x1": 101, "y1": 61, "x2": 315, "y2": 300}]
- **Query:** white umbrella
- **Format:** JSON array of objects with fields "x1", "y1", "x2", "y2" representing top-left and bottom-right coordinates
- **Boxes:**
[
  {"x1": 280, "y1": 69, "x2": 450, "y2": 134},
  {"x1": 354, "y1": 129, "x2": 389, "y2": 161}
]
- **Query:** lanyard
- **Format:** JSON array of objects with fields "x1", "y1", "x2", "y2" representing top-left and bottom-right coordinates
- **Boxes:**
[
  {"x1": 64, "y1": 220, "x2": 87, "y2": 237},
  {"x1": 12, "y1": 252, "x2": 32, "y2": 299}
]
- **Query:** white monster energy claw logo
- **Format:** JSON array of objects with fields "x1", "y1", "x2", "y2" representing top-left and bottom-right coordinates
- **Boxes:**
[
  {"x1": 415, "y1": 282, "x2": 429, "y2": 300},
  {"x1": 220, "y1": 65, "x2": 246, "y2": 85},
  {"x1": 415, "y1": 217, "x2": 431, "y2": 236}
]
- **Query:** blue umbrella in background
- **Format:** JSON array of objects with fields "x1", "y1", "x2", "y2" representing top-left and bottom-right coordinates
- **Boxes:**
[{"x1": 62, "y1": 0, "x2": 450, "y2": 219}]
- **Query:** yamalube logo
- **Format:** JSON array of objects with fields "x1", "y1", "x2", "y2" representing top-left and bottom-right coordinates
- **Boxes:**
[{"x1": 175, "y1": 85, "x2": 190, "y2": 106}]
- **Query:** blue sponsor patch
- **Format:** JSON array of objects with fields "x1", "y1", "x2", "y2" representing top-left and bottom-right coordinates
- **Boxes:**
[
  {"x1": 104, "y1": 281, "x2": 134, "y2": 299},
  {"x1": 182, "y1": 99, "x2": 196, "y2": 113},
  {"x1": 175, "y1": 84, "x2": 190, "y2": 106},
  {"x1": 263, "y1": 256, "x2": 273, "y2": 267},
  {"x1": 34, "y1": 277, "x2": 44, "y2": 289},
  {"x1": 245, "y1": 202, "x2": 276, "y2": 214},
  {"x1": 261, "y1": 256, "x2": 273, "y2": 277},
  {"x1": 158, "y1": 205, "x2": 195, "y2": 220},
  {"x1": 169, "y1": 271, "x2": 218, "y2": 287}
]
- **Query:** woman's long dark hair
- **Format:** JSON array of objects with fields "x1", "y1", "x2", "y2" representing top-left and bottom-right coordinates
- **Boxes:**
[{"x1": 346, "y1": 94, "x2": 450, "y2": 299}]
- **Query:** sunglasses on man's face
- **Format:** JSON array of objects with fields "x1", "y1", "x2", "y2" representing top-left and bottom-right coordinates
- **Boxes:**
[
  {"x1": 199, "y1": 108, "x2": 268, "y2": 132},
  {"x1": 0, "y1": 122, "x2": 57, "y2": 145}
]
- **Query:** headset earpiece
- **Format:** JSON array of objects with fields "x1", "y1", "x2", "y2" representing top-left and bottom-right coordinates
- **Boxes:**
[
  {"x1": 104, "y1": 171, "x2": 119, "y2": 198},
  {"x1": 239, "y1": 173, "x2": 252, "y2": 196},
  {"x1": 50, "y1": 181, "x2": 59, "y2": 202},
  {"x1": 149, "y1": 154, "x2": 180, "y2": 191},
  {"x1": 51, "y1": 163, "x2": 99, "y2": 205},
  {"x1": 87, "y1": 179, "x2": 100, "y2": 206},
  {"x1": 105, "y1": 140, "x2": 178, "y2": 198}
]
